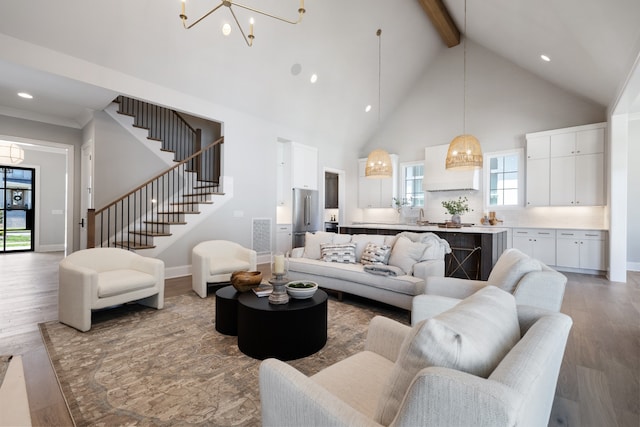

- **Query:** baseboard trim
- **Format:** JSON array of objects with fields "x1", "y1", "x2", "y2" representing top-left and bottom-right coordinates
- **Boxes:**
[
  {"x1": 627, "y1": 262, "x2": 640, "y2": 272},
  {"x1": 37, "y1": 244, "x2": 65, "y2": 252},
  {"x1": 165, "y1": 265, "x2": 191, "y2": 279}
]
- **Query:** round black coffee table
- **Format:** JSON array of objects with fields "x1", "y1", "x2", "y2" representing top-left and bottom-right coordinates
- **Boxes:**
[{"x1": 237, "y1": 290, "x2": 328, "y2": 360}]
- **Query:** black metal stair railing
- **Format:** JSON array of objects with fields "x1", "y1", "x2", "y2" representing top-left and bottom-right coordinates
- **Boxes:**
[
  {"x1": 87, "y1": 137, "x2": 223, "y2": 250},
  {"x1": 115, "y1": 95, "x2": 206, "y2": 175}
]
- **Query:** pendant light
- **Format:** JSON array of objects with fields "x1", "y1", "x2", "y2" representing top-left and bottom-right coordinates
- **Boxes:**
[
  {"x1": 0, "y1": 142, "x2": 25, "y2": 165},
  {"x1": 446, "y1": 0, "x2": 482, "y2": 170},
  {"x1": 365, "y1": 29, "x2": 393, "y2": 179}
]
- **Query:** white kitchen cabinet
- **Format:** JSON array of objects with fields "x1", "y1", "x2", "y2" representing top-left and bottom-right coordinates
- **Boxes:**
[
  {"x1": 526, "y1": 123, "x2": 605, "y2": 207},
  {"x1": 512, "y1": 228, "x2": 556, "y2": 266},
  {"x1": 526, "y1": 158, "x2": 550, "y2": 206},
  {"x1": 358, "y1": 155, "x2": 398, "y2": 208},
  {"x1": 555, "y1": 229, "x2": 606, "y2": 271},
  {"x1": 275, "y1": 224, "x2": 292, "y2": 254},
  {"x1": 291, "y1": 142, "x2": 318, "y2": 190},
  {"x1": 276, "y1": 142, "x2": 291, "y2": 206}
]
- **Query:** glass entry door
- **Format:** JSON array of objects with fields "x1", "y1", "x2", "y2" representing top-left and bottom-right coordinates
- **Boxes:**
[{"x1": 1, "y1": 167, "x2": 35, "y2": 252}]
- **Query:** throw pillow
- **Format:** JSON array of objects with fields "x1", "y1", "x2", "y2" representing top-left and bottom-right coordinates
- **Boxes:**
[
  {"x1": 388, "y1": 236, "x2": 427, "y2": 275},
  {"x1": 351, "y1": 234, "x2": 386, "y2": 262},
  {"x1": 303, "y1": 231, "x2": 335, "y2": 260},
  {"x1": 374, "y1": 286, "x2": 520, "y2": 426},
  {"x1": 360, "y1": 243, "x2": 392, "y2": 265},
  {"x1": 488, "y1": 248, "x2": 542, "y2": 293},
  {"x1": 320, "y1": 243, "x2": 357, "y2": 264}
]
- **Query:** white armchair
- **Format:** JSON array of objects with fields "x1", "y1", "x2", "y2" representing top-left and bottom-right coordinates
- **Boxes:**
[
  {"x1": 260, "y1": 287, "x2": 573, "y2": 427},
  {"x1": 58, "y1": 247, "x2": 165, "y2": 332},
  {"x1": 425, "y1": 248, "x2": 567, "y2": 312},
  {"x1": 191, "y1": 240, "x2": 257, "y2": 298}
]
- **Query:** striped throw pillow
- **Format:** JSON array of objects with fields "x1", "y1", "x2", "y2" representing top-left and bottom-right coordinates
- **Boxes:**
[
  {"x1": 360, "y1": 243, "x2": 392, "y2": 265},
  {"x1": 320, "y1": 243, "x2": 357, "y2": 264}
]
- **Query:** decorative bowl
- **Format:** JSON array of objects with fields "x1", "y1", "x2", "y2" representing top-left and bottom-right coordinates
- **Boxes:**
[
  {"x1": 285, "y1": 281, "x2": 318, "y2": 299},
  {"x1": 231, "y1": 271, "x2": 263, "y2": 292}
]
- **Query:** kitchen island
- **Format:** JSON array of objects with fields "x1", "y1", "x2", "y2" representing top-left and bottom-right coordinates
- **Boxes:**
[{"x1": 339, "y1": 223, "x2": 508, "y2": 280}]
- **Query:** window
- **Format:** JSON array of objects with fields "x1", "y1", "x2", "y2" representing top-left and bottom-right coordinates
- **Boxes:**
[
  {"x1": 400, "y1": 162, "x2": 424, "y2": 207},
  {"x1": 484, "y1": 149, "x2": 523, "y2": 208}
]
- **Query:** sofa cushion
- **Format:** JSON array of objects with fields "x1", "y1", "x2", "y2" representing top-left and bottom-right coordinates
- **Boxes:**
[
  {"x1": 288, "y1": 257, "x2": 424, "y2": 296},
  {"x1": 303, "y1": 231, "x2": 336, "y2": 260},
  {"x1": 361, "y1": 243, "x2": 392, "y2": 265},
  {"x1": 321, "y1": 243, "x2": 356, "y2": 264},
  {"x1": 388, "y1": 236, "x2": 427, "y2": 274},
  {"x1": 351, "y1": 234, "x2": 386, "y2": 262},
  {"x1": 98, "y1": 269, "x2": 158, "y2": 298},
  {"x1": 333, "y1": 233, "x2": 353, "y2": 244},
  {"x1": 488, "y1": 248, "x2": 542, "y2": 293},
  {"x1": 375, "y1": 286, "x2": 520, "y2": 425}
]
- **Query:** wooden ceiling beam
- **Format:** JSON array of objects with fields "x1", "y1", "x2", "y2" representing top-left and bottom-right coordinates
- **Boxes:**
[{"x1": 417, "y1": 0, "x2": 461, "y2": 48}]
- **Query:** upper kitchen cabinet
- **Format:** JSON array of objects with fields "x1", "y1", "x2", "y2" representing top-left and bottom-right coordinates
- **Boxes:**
[
  {"x1": 526, "y1": 123, "x2": 606, "y2": 207},
  {"x1": 358, "y1": 155, "x2": 398, "y2": 208},
  {"x1": 291, "y1": 142, "x2": 318, "y2": 190}
]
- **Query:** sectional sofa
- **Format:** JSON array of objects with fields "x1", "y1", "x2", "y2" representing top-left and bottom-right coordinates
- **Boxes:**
[{"x1": 287, "y1": 231, "x2": 451, "y2": 310}]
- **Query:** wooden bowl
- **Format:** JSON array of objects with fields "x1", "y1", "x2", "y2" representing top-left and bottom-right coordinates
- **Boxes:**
[{"x1": 231, "y1": 271, "x2": 263, "y2": 292}]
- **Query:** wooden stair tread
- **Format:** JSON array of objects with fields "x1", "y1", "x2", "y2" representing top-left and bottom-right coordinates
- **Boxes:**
[
  {"x1": 112, "y1": 241, "x2": 156, "y2": 250},
  {"x1": 144, "y1": 220, "x2": 187, "y2": 225},
  {"x1": 170, "y1": 201, "x2": 213, "y2": 206},
  {"x1": 129, "y1": 231, "x2": 172, "y2": 237},
  {"x1": 157, "y1": 211, "x2": 201, "y2": 215}
]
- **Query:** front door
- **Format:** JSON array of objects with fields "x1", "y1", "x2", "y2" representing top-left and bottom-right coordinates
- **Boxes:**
[{"x1": 0, "y1": 167, "x2": 35, "y2": 252}]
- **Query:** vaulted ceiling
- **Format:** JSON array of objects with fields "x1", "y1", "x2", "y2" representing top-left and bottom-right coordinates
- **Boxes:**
[{"x1": 0, "y1": 0, "x2": 639, "y2": 144}]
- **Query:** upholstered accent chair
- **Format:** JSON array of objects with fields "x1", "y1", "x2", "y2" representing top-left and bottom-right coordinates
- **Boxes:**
[
  {"x1": 191, "y1": 240, "x2": 257, "y2": 298},
  {"x1": 260, "y1": 286, "x2": 572, "y2": 427},
  {"x1": 425, "y1": 247, "x2": 567, "y2": 312},
  {"x1": 58, "y1": 247, "x2": 165, "y2": 332}
]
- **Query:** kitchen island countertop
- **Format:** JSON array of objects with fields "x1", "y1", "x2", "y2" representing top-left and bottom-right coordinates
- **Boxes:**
[{"x1": 343, "y1": 223, "x2": 509, "y2": 234}]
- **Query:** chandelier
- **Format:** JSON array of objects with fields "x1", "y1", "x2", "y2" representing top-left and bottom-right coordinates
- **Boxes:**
[{"x1": 179, "y1": 0, "x2": 306, "y2": 47}]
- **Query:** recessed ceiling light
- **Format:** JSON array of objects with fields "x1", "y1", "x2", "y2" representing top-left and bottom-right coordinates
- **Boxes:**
[
  {"x1": 221, "y1": 23, "x2": 231, "y2": 36},
  {"x1": 290, "y1": 63, "x2": 302, "y2": 76},
  {"x1": 310, "y1": 74, "x2": 318, "y2": 84},
  {"x1": 365, "y1": 105, "x2": 372, "y2": 113},
  {"x1": 540, "y1": 54, "x2": 551, "y2": 62},
  {"x1": 18, "y1": 92, "x2": 33, "y2": 99}
]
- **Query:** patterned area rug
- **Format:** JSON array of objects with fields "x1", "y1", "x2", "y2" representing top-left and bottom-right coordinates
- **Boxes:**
[
  {"x1": 40, "y1": 292, "x2": 409, "y2": 426},
  {"x1": 0, "y1": 355, "x2": 11, "y2": 386}
]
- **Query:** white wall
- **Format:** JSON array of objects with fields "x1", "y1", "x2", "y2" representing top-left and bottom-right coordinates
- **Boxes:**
[
  {"x1": 354, "y1": 41, "x2": 606, "y2": 227},
  {"x1": 628, "y1": 115, "x2": 640, "y2": 269}
]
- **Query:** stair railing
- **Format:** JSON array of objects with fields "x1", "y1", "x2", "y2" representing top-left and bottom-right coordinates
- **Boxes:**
[
  {"x1": 87, "y1": 137, "x2": 223, "y2": 250},
  {"x1": 115, "y1": 95, "x2": 202, "y2": 172}
]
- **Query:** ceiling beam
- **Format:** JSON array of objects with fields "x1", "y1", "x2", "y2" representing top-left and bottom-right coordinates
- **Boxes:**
[{"x1": 417, "y1": 0, "x2": 460, "y2": 48}]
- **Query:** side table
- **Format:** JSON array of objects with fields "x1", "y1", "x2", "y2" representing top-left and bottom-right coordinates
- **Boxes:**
[{"x1": 215, "y1": 285, "x2": 240, "y2": 336}]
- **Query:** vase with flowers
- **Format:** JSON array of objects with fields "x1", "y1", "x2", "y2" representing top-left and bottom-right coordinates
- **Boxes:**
[{"x1": 442, "y1": 196, "x2": 471, "y2": 225}]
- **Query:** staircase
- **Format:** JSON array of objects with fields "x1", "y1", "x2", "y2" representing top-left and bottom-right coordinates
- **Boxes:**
[{"x1": 88, "y1": 96, "x2": 230, "y2": 254}]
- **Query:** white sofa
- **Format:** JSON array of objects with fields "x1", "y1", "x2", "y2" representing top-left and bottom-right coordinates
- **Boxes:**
[
  {"x1": 287, "y1": 231, "x2": 450, "y2": 310},
  {"x1": 260, "y1": 286, "x2": 573, "y2": 427},
  {"x1": 58, "y1": 247, "x2": 165, "y2": 332}
]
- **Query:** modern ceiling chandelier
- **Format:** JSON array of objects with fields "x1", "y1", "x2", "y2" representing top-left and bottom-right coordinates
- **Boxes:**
[
  {"x1": 446, "y1": 0, "x2": 482, "y2": 170},
  {"x1": 366, "y1": 29, "x2": 393, "y2": 179},
  {"x1": 179, "y1": 0, "x2": 306, "y2": 47},
  {"x1": 0, "y1": 142, "x2": 25, "y2": 165}
]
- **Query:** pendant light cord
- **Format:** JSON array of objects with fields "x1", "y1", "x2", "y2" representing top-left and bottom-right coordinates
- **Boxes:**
[
  {"x1": 463, "y1": 0, "x2": 467, "y2": 136},
  {"x1": 377, "y1": 29, "x2": 382, "y2": 124}
]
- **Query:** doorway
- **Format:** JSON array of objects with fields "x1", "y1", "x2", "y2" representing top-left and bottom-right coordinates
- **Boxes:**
[{"x1": 0, "y1": 166, "x2": 35, "y2": 252}]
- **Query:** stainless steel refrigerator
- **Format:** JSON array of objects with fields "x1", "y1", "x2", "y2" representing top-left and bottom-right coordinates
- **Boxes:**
[{"x1": 292, "y1": 188, "x2": 321, "y2": 248}]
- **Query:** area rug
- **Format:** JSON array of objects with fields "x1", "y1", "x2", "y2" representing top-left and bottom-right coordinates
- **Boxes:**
[{"x1": 40, "y1": 292, "x2": 409, "y2": 426}]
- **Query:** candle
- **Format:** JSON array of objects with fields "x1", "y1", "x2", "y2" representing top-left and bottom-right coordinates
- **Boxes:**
[
  {"x1": 274, "y1": 254, "x2": 285, "y2": 275},
  {"x1": 181, "y1": 0, "x2": 185, "y2": 16},
  {"x1": 249, "y1": 17, "x2": 254, "y2": 36}
]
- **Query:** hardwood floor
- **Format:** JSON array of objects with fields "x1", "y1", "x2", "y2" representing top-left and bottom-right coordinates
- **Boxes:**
[{"x1": 0, "y1": 252, "x2": 638, "y2": 426}]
